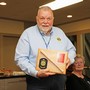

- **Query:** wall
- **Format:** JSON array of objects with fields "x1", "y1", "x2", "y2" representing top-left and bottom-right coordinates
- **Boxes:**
[
  {"x1": 0, "y1": 19, "x2": 24, "y2": 70},
  {"x1": 59, "y1": 19, "x2": 90, "y2": 33},
  {"x1": 58, "y1": 19, "x2": 90, "y2": 55},
  {"x1": 0, "y1": 19, "x2": 24, "y2": 35}
]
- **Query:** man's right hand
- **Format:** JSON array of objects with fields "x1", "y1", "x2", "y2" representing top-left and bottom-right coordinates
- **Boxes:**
[{"x1": 36, "y1": 69, "x2": 56, "y2": 78}]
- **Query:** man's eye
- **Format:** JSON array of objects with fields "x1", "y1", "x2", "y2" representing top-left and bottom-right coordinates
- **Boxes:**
[
  {"x1": 47, "y1": 18, "x2": 51, "y2": 20},
  {"x1": 39, "y1": 17, "x2": 52, "y2": 21},
  {"x1": 40, "y1": 18, "x2": 44, "y2": 20}
]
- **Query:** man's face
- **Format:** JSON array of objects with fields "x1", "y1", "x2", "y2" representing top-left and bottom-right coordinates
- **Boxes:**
[{"x1": 36, "y1": 9, "x2": 54, "y2": 33}]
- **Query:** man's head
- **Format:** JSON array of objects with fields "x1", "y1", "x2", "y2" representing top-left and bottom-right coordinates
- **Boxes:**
[{"x1": 36, "y1": 6, "x2": 54, "y2": 34}]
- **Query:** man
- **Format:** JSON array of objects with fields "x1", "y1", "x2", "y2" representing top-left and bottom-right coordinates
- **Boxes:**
[{"x1": 15, "y1": 6, "x2": 76, "y2": 90}]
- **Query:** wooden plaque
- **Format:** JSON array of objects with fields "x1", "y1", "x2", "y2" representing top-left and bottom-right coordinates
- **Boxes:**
[{"x1": 36, "y1": 48, "x2": 68, "y2": 74}]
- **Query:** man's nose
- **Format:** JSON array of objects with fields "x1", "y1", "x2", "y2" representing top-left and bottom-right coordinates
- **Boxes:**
[{"x1": 44, "y1": 19, "x2": 48, "y2": 23}]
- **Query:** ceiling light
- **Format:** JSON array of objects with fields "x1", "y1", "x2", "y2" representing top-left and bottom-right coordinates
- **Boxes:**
[
  {"x1": 0, "y1": 2, "x2": 7, "y2": 5},
  {"x1": 67, "y1": 15, "x2": 72, "y2": 18},
  {"x1": 40, "y1": 0, "x2": 83, "y2": 10}
]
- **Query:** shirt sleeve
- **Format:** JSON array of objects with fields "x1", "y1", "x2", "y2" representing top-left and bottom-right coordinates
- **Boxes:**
[
  {"x1": 15, "y1": 30, "x2": 38, "y2": 78},
  {"x1": 61, "y1": 30, "x2": 76, "y2": 64},
  {"x1": 66, "y1": 37, "x2": 76, "y2": 63}
]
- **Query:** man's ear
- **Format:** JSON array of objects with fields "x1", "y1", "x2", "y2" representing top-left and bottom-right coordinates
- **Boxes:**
[
  {"x1": 52, "y1": 16, "x2": 54, "y2": 21},
  {"x1": 36, "y1": 16, "x2": 38, "y2": 21}
]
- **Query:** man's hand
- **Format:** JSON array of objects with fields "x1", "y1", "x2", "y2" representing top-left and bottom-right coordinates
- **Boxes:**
[
  {"x1": 36, "y1": 69, "x2": 56, "y2": 78},
  {"x1": 66, "y1": 58, "x2": 71, "y2": 69}
]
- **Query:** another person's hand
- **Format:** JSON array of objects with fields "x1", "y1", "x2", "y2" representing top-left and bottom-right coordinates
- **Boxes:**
[
  {"x1": 66, "y1": 58, "x2": 71, "y2": 69},
  {"x1": 36, "y1": 69, "x2": 56, "y2": 78}
]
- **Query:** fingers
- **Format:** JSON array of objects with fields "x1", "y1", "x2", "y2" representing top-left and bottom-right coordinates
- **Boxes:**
[
  {"x1": 66, "y1": 58, "x2": 71, "y2": 69},
  {"x1": 36, "y1": 69, "x2": 55, "y2": 78},
  {"x1": 46, "y1": 71, "x2": 56, "y2": 75}
]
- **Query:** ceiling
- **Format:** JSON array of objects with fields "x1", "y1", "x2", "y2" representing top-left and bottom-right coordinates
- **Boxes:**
[{"x1": 0, "y1": 0, "x2": 90, "y2": 25}]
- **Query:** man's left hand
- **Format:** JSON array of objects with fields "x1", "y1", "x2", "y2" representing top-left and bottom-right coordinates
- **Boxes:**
[{"x1": 66, "y1": 58, "x2": 71, "y2": 69}]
